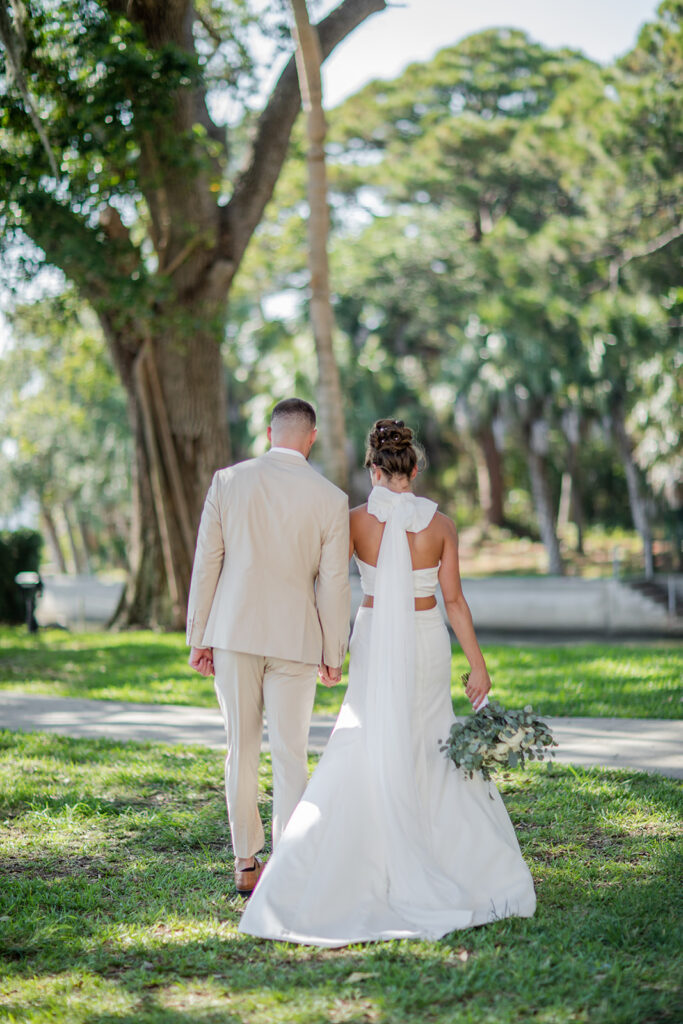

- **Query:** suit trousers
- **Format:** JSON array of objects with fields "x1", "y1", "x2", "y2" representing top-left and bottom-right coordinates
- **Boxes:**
[{"x1": 213, "y1": 649, "x2": 318, "y2": 858}]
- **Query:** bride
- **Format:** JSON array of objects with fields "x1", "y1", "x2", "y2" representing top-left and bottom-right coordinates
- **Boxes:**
[{"x1": 239, "y1": 419, "x2": 536, "y2": 946}]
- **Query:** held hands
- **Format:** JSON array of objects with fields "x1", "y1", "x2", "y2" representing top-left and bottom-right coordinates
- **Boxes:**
[
  {"x1": 189, "y1": 647, "x2": 214, "y2": 677},
  {"x1": 465, "y1": 664, "x2": 491, "y2": 711},
  {"x1": 318, "y1": 663, "x2": 342, "y2": 688}
]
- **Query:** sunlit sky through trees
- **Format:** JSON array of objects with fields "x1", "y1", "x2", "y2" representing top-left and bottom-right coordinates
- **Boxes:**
[
  {"x1": 317, "y1": 0, "x2": 660, "y2": 107},
  {"x1": 0, "y1": 0, "x2": 660, "y2": 353}
]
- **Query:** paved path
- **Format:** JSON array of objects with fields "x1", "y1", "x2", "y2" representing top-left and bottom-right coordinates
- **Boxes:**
[{"x1": 1, "y1": 692, "x2": 681, "y2": 779}]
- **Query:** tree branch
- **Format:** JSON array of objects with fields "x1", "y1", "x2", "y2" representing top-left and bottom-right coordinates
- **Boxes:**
[
  {"x1": 582, "y1": 219, "x2": 683, "y2": 296},
  {"x1": 195, "y1": 8, "x2": 222, "y2": 50},
  {"x1": 617, "y1": 219, "x2": 683, "y2": 272},
  {"x1": 219, "y1": 0, "x2": 386, "y2": 276},
  {"x1": 0, "y1": 0, "x2": 60, "y2": 178},
  {"x1": 21, "y1": 192, "x2": 144, "y2": 339},
  {"x1": 105, "y1": 0, "x2": 226, "y2": 273}
]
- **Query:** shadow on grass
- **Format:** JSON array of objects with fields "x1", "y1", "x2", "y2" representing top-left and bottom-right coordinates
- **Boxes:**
[
  {"x1": 1, "y1": 802, "x2": 680, "y2": 1021},
  {"x1": 1, "y1": 733, "x2": 681, "y2": 1023},
  {"x1": 0, "y1": 846, "x2": 679, "y2": 1024}
]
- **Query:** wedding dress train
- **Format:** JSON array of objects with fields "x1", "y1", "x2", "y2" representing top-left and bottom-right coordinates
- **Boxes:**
[{"x1": 239, "y1": 488, "x2": 536, "y2": 946}]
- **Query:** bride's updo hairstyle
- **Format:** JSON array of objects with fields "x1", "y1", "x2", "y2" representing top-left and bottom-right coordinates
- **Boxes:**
[{"x1": 364, "y1": 418, "x2": 425, "y2": 480}]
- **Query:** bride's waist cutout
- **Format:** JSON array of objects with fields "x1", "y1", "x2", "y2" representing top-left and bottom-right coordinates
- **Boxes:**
[{"x1": 361, "y1": 594, "x2": 437, "y2": 610}]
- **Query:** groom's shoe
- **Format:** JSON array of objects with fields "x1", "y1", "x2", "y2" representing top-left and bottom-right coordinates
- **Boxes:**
[{"x1": 235, "y1": 857, "x2": 264, "y2": 897}]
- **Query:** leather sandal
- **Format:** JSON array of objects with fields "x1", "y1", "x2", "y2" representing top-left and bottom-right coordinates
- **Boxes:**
[{"x1": 235, "y1": 856, "x2": 264, "y2": 897}]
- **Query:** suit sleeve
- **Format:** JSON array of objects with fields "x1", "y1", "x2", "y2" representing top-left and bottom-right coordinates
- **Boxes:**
[
  {"x1": 316, "y1": 491, "x2": 351, "y2": 668},
  {"x1": 186, "y1": 472, "x2": 224, "y2": 646}
]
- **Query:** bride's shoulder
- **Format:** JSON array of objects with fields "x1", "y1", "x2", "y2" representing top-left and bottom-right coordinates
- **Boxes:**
[
  {"x1": 350, "y1": 503, "x2": 379, "y2": 537},
  {"x1": 431, "y1": 509, "x2": 458, "y2": 538},
  {"x1": 350, "y1": 503, "x2": 372, "y2": 531}
]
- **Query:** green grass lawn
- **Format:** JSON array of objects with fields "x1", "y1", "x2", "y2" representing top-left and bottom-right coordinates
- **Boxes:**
[
  {"x1": 0, "y1": 730, "x2": 680, "y2": 1023},
  {"x1": 1, "y1": 626, "x2": 681, "y2": 719}
]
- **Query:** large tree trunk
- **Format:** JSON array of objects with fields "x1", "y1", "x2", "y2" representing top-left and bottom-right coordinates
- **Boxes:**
[
  {"x1": 291, "y1": 0, "x2": 348, "y2": 490},
  {"x1": 611, "y1": 401, "x2": 654, "y2": 580},
  {"x1": 473, "y1": 425, "x2": 505, "y2": 528},
  {"x1": 111, "y1": 321, "x2": 230, "y2": 630},
  {"x1": 522, "y1": 420, "x2": 564, "y2": 575}
]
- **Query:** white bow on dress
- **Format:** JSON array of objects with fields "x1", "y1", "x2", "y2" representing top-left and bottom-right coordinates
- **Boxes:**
[{"x1": 367, "y1": 485, "x2": 437, "y2": 533}]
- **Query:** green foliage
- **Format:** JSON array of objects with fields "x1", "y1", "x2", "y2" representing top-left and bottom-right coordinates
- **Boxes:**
[
  {"x1": 0, "y1": 529, "x2": 42, "y2": 623},
  {"x1": 0, "y1": 0, "x2": 326, "y2": 380},
  {"x1": 0, "y1": 288, "x2": 131, "y2": 567},
  {"x1": 2, "y1": 3, "x2": 681, "y2": 570},
  {"x1": 234, "y1": 11, "x2": 681, "y2": 550},
  {"x1": 0, "y1": 1, "x2": 262, "y2": 220},
  {"x1": 0, "y1": 731, "x2": 680, "y2": 1022}
]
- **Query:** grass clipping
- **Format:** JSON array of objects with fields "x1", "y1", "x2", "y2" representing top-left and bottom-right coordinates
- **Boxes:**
[{"x1": 441, "y1": 672, "x2": 558, "y2": 782}]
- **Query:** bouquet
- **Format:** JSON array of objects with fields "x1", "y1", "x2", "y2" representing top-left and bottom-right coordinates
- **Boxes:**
[{"x1": 441, "y1": 673, "x2": 558, "y2": 782}]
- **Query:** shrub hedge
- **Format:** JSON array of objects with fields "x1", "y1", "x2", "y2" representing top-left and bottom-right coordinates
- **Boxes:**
[{"x1": 0, "y1": 529, "x2": 43, "y2": 623}]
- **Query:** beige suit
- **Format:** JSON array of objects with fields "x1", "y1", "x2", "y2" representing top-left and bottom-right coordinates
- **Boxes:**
[{"x1": 186, "y1": 448, "x2": 350, "y2": 857}]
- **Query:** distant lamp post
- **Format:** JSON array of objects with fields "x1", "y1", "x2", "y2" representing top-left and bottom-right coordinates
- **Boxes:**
[{"x1": 15, "y1": 571, "x2": 42, "y2": 633}]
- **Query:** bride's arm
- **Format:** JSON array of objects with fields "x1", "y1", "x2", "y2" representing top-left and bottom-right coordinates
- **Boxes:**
[
  {"x1": 348, "y1": 505, "x2": 365, "y2": 559},
  {"x1": 438, "y1": 516, "x2": 491, "y2": 709}
]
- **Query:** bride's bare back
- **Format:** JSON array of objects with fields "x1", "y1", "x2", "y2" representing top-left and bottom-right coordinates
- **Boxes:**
[
  {"x1": 350, "y1": 494, "x2": 489, "y2": 708},
  {"x1": 351, "y1": 502, "x2": 462, "y2": 592}
]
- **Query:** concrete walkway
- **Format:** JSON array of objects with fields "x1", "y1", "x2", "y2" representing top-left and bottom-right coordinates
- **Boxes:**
[{"x1": 1, "y1": 692, "x2": 681, "y2": 779}]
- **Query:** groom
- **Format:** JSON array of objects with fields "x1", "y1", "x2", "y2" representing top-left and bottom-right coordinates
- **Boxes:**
[{"x1": 186, "y1": 398, "x2": 350, "y2": 895}]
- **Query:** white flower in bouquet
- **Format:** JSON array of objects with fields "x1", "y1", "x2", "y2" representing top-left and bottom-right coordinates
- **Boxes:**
[
  {"x1": 503, "y1": 727, "x2": 527, "y2": 751},
  {"x1": 440, "y1": 673, "x2": 558, "y2": 783}
]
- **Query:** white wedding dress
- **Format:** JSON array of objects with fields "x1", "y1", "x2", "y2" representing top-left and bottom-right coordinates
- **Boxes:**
[{"x1": 239, "y1": 487, "x2": 536, "y2": 946}]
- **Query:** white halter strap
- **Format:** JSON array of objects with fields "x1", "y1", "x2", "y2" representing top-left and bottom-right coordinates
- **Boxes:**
[{"x1": 363, "y1": 487, "x2": 473, "y2": 932}]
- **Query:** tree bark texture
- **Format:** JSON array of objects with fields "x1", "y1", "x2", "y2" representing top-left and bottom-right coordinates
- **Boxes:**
[
  {"x1": 611, "y1": 402, "x2": 654, "y2": 580},
  {"x1": 76, "y1": 514, "x2": 93, "y2": 574},
  {"x1": 473, "y1": 425, "x2": 505, "y2": 528},
  {"x1": 40, "y1": 501, "x2": 67, "y2": 574},
  {"x1": 291, "y1": 0, "x2": 349, "y2": 490},
  {"x1": 522, "y1": 422, "x2": 564, "y2": 575},
  {"x1": 61, "y1": 502, "x2": 87, "y2": 575},
  {"x1": 566, "y1": 443, "x2": 585, "y2": 554}
]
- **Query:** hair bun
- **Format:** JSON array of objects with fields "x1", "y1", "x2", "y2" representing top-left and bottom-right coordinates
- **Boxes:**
[
  {"x1": 369, "y1": 419, "x2": 413, "y2": 454},
  {"x1": 364, "y1": 417, "x2": 424, "y2": 479}
]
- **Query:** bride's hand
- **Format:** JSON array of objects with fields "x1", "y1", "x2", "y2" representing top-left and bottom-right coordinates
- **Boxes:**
[{"x1": 465, "y1": 664, "x2": 491, "y2": 709}]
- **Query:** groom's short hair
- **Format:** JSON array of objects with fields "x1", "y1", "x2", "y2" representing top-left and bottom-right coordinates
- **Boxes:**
[{"x1": 271, "y1": 398, "x2": 316, "y2": 432}]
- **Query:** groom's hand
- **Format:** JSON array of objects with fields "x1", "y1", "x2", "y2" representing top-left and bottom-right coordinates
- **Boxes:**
[
  {"x1": 319, "y1": 663, "x2": 342, "y2": 687},
  {"x1": 189, "y1": 647, "x2": 214, "y2": 677}
]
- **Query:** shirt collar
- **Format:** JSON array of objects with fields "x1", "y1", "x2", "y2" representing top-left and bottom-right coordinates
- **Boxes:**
[{"x1": 269, "y1": 446, "x2": 307, "y2": 461}]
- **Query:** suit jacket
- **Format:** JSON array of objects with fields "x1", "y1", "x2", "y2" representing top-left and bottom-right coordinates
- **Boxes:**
[{"x1": 186, "y1": 449, "x2": 350, "y2": 667}]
